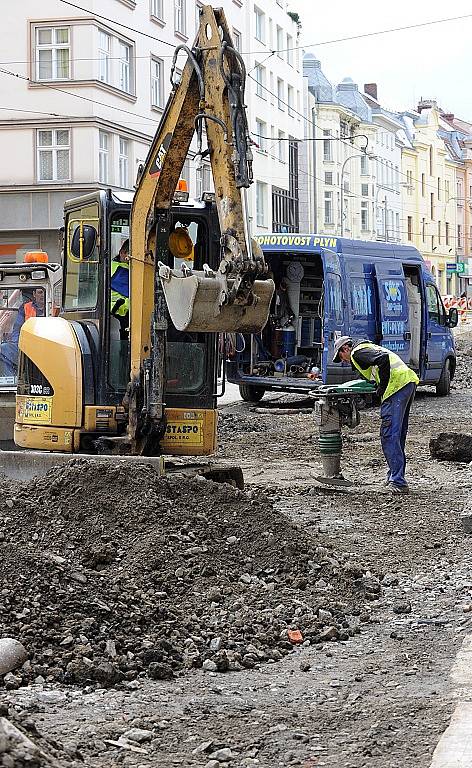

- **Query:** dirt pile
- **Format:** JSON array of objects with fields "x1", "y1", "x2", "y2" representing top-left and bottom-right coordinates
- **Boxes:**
[{"x1": 0, "y1": 460, "x2": 378, "y2": 690}]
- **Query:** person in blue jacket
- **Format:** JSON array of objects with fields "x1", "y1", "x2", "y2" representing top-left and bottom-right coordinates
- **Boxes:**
[{"x1": 110, "y1": 239, "x2": 130, "y2": 340}]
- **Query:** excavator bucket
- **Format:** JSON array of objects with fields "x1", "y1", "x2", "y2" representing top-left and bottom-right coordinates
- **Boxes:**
[{"x1": 159, "y1": 267, "x2": 274, "y2": 333}]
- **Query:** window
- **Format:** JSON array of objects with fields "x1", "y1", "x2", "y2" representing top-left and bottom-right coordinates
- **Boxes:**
[
  {"x1": 340, "y1": 120, "x2": 349, "y2": 139},
  {"x1": 325, "y1": 172, "x2": 333, "y2": 185},
  {"x1": 277, "y1": 78, "x2": 284, "y2": 109},
  {"x1": 99, "y1": 131, "x2": 109, "y2": 183},
  {"x1": 119, "y1": 137, "x2": 129, "y2": 187},
  {"x1": 323, "y1": 130, "x2": 332, "y2": 161},
  {"x1": 276, "y1": 25, "x2": 283, "y2": 58},
  {"x1": 255, "y1": 119, "x2": 266, "y2": 151},
  {"x1": 430, "y1": 192, "x2": 434, "y2": 220},
  {"x1": 151, "y1": 57, "x2": 163, "y2": 108},
  {"x1": 119, "y1": 41, "x2": 131, "y2": 93},
  {"x1": 254, "y1": 7, "x2": 265, "y2": 42},
  {"x1": 360, "y1": 154, "x2": 369, "y2": 175},
  {"x1": 278, "y1": 130, "x2": 285, "y2": 162},
  {"x1": 421, "y1": 173, "x2": 425, "y2": 196},
  {"x1": 287, "y1": 85, "x2": 294, "y2": 117},
  {"x1": 287, "y1": 34, "x2": 293, "y2": 66},
  {"x1": 407, "y1": 216, "x2": 413, "y2": 241},
  {"x1": 196, "y1": 164, "x2": 212, "y2": 197},
  {"x1": 458, "y1": 224, "x2": 463, "y2": 248},
  {"x1": 446, "y1": 221, "x2": 450, "y2": 245},
  {"x1": 175, "y1": 0, "x2": 186, "y2": 34},
  {"x1": 445, "y1": 180, "x2": 450, "y2": 200},
  {"x1": 35, "y1": 26, "x2": 70, "y2": 80},
  {"x1": 361, "y1": 201, "x2": 369, "y2": 230},
  {"x1": 64, "y1": 203, "x2": 100, "y2": 310},
  {"x1": 324, "y1": 191, "x2": 333, "y2": 224},
  {"x1": 151, "y1": 0, "x2": 163, "y2": 20},
  {"x1": 438, "y1": 221, "x2": 442, "y2": 244},
  {"x1": 407, "y1": 169, "x2": 413, "y2": 194},
  {"x1": 437, "y1": 177, "x2": 441, "y2": 200},
  {"x1": 395, "y1": 212, "x2": 400, "y2": 239},
  {"x1": 422, "y1": 217, "x2": 426, "y2": 243},
  {"x1": 255, "y1": 65, "x2": 265, "y2": 98},
  {"x1": 232, "y1": 28, "x2": 241, "y2": 52},
  {"x1": 98, "y1": 30, "x2": 110, "y2": 83},
  {"x1": 426, "y1": 284, "x2": 445, "y2": 326},
  {"x1": 394, "y1": 166, "x2": 399, "y2": 191},
  {"x1": 37, "y1": 129, "x2": 70, "y2": 181},
  {"x1": 457, "y1": 180, "x2": 463, "y2": 203},
  {"x1": 429, "y1": 145, "x2": 433, "y2": 176},
  {"x1": 256, "y1": 181, "x2": 266, "y2": 227},
  {"x1": 361, "y1": 183, "x2": 369, "y2": 197}
]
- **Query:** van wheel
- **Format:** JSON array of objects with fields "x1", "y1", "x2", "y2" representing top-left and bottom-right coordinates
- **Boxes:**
[
  {"x1": 239, "y1": 384, "x2": 265, "y2": 402},
  {"x1": 436, "y1": 360, "x2": 451, "y2": 396}
]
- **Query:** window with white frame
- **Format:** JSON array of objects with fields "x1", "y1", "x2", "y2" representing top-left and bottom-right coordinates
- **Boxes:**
[
  {"x1": 278, "y1": 130, "x2": 285, "y2": 162},
  {"x1": 286, "y1": 34, "x2": 293, "y2": 66},
  {"x1": 361, "y1": 200, "x2": 369, "y2": 230},
  {"x1": 254, "y1": 7, "x2": 265, "y2": 43},
  {"x1": 175, "y1": 0, "x2": 186, "y2": 35},
  {"x1": 276, "y1": 26, "x2": 283, "y2": 58},
  {"x1": 277, "y1": 78, "x2": 284, "y2": 110},
  {"x1": 324, "y1": 191, "x2": 333, "y2": 224},
  {"x1": 119, "y1": 41, "x2": 131, "y2": 93},
  {"x1": 196, "y1": 164, "x2": 212, "y2": 197},
  {"x1": 37, "y1": 129, "x2": 70, "y2": 181},
  {"x1": 151, "y1": 57, "x2": 163, "y2": 108},
  {"x1": 35, "y1": 26, "x2": 70, "y2": 81},
  {"x1": 287, "y1": 85, "x2": 294, "y2": 117},
  {"x1": 151, "y1": 0, "x2": 163, "y2": 20},
  {"x1": 323, "y1": 129, "x2": 332, "y2": 161},
  {"x1": 98, "y1": 30, "x2": 111, "y2": 83},
  {"x1": 256, "y1": 181, "x2": 266, "y2": 227},
  {"x1": 232, "y1": 28, "x2": 241, "y2": 51},
  {"x1": 119, "y1": 137, "x2": 129, "y2": 188},
  {"x1": 360, "y1": 154, "x2": 369, "y2": 175},
  {"x1": 255, "y1": 119, "x2": 266, "y2": 152},
  {"x1": 361, "y1": 183, "x2": 369, "y2": 197},
  {"x1": 324, "y1": 171, "x2": 333, "y2": 185},
  {"x1": 99, "y1": 131, "x2": 110, "y2": 183},
  {"x1": 255, "y1": 64, "x2": 265, "y2": 98}
]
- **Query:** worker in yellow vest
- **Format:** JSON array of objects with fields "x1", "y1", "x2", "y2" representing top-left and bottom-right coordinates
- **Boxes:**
[
  {"x1": 333, "y1": 337, "x2": 419, "y2": 494},
  {"x1": 110, "y1": 239, "x2": 130, "y2": 340}
]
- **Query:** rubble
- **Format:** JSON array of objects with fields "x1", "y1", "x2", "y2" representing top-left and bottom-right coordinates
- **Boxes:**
[
  {"x1": 0, "y1": 460, "x2": 378, "y2": 689},
  {"x1": 429, "y1": 432, "x2": 472, "y2": 462}
]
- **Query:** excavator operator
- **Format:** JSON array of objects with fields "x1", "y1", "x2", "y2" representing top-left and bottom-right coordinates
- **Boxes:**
[{"x1": 110, "y1": 239, "x2": 130, "y2": 340}]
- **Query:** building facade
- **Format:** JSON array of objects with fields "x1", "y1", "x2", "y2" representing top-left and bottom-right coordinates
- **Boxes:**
[{"x1": 0, "y1": 0, "x2": 301, "y2": 261}]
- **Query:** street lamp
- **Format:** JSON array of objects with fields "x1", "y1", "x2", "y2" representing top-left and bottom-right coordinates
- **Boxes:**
[{"x1": 340, "y1": 152, "x2": 376, "y2": 237}]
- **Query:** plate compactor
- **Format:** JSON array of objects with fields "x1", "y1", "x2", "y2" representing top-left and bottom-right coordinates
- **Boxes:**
[{"x1": 312, "y1": 379, "x2": 377, "y2": 487}]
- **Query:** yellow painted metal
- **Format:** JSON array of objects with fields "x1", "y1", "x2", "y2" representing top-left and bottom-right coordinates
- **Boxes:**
[
  {"x1": 14, "y1": 423, "x2": 78, "y2": 452},
  {"x1": 160, "y1": 407, "x2": 217, "y2": 456},
  {"x1": 83, "y1": 406, "x2": 119, "y2": 433},
  {"x1": 15, "y1": 317, "x2": 82, "y2": 434}
]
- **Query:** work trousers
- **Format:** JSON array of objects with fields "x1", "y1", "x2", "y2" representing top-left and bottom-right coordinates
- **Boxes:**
[{"x1": 380, "y1": 382, "x2": 416, "y2": 487}]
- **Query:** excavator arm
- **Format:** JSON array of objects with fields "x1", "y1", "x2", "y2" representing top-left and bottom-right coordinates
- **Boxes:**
[{"x1": 127, "y1": 5, "x2": 274, "y2": 451}]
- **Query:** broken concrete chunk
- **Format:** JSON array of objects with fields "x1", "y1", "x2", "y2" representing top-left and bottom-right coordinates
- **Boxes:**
[{"x1": 430, "y1": 432, "x2": 472, "y2": 462}]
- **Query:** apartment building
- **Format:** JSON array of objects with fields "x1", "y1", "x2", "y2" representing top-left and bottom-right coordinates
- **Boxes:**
[
  {"x1": 0, "y1": 0, "x2": 300, "y2": 261},
  {"x1": 246, "y1": 1, "x2": 303, "y2": 233}
]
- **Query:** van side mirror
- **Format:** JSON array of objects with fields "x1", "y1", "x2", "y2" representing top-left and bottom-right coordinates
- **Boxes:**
[
  {"x1": 70, "y1": 225, "x2": 97, "y2": 261},
  {"x1": 447, "y1": 307, "x2": 459, "y2": 328}
]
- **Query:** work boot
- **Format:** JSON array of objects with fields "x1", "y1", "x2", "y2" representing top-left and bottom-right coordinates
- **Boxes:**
[{"x1": 387, "y1": 482, "x2": 409, "y2": 494}]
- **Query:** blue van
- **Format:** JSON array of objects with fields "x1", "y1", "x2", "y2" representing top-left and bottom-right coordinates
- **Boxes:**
[{"x1": 227, "y1": 234, "x2": 458, "y2": 400}]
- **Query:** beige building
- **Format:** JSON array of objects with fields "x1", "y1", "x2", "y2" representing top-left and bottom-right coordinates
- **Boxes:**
[{"x1": 398, "y1": 104, "x2": 458, "y2": 295}]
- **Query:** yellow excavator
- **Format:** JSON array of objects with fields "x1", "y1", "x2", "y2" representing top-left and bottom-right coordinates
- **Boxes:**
[{"x1": 8, "y1": 6, "x2": 274, "y2": 480}]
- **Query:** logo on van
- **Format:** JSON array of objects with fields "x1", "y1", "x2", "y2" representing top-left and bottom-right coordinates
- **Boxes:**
[{"x1": 384, "y1": 281, "x2": 402, "y2": 303}]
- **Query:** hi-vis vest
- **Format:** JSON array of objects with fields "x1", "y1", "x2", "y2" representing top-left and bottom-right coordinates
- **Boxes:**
[
  {"x1": 351, "y1": 342, "x2": 419, "y2": 402},
  {"x1": 24, "y1": 302, "x2": 37, "y2": 320},
  {"x1": 110, "y1": 260, "x2": 129, "y2": 318}
]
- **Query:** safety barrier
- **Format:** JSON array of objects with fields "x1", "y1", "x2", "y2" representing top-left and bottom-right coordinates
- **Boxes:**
[{"x1": 443, "y1": 295, "x2": 472, "y2": 322}]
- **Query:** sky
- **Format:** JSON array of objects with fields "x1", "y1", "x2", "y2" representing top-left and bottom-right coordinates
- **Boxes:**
[{"x1": 287, "y1": 0, "x2": 472, "y2": 120}]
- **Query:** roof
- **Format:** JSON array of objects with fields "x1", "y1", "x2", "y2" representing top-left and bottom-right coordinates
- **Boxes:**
[
  {"x1": 303, "y1": 52, "x2": 334, "y2": 103},
  {"x1": 334, "y1": 78, "x2": 372, "y2": 122}
]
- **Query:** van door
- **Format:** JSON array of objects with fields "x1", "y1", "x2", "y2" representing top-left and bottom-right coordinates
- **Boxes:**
[
  {"x1": 322, "y1": 254, "x2": 346, "y2": 382},
  {"x1": 423, "y1": 282, "x2": 447, "y2": 382},
  {"x1": 346, "y1": 261, "x2": 378, "y2": 342},
  {"x1": 374, "y1": 261, "x2": 411, "y2": 363}
]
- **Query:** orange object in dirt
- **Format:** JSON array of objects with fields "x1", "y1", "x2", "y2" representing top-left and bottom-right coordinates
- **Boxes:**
[
  {"x1": 24, "y1": 250, "x2": 49, "y2": 264},
  {"x1": 287, "y1": 629, "x2": 303, "y2": 644}
]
